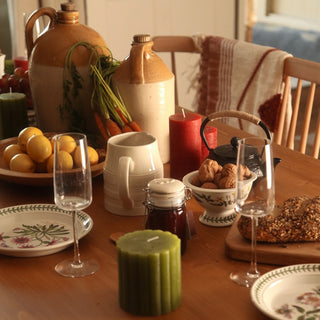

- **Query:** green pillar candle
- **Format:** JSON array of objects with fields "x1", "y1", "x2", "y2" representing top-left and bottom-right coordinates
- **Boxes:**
[
  {"x1": 0, "y1": 92, "x2": 28, "y2": 139},
  {"x1": 117, "y1": 230, "x2": 181, "y2": 316}
]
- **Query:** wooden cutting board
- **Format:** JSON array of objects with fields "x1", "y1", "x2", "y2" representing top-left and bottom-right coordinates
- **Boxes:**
[{"x1": 225, "y1": 217, "x2": 320, "y2": 266}]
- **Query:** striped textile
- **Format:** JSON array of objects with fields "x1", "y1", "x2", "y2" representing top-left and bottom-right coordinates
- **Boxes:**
[{"x1": 197, "y1": 36, "x2": 291, "y2": 136}]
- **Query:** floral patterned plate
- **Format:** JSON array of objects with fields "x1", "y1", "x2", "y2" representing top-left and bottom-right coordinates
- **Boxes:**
[
  {"x1": 251, "y1": 264, "x2": 320, "y2": 320},
  {"x1": 0, "y1": 204, "x2": 93, "y2": 257}
]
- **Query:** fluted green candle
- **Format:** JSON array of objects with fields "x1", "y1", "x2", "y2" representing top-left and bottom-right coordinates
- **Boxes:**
[
  {"x1": 0, "y1": 92, "x2": 28, "y2": 139},
  {"x1": 117, "y1": 230, "x2": 181, "y2": 316}
]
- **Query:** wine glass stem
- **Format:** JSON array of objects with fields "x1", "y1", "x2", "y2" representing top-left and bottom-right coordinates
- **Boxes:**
[
  {"x1": 248, "y1": 215, "x2": 259, "y2": 278},
  {"x1": 72, "y1": 210, "x2": 82, "y2": 266}
]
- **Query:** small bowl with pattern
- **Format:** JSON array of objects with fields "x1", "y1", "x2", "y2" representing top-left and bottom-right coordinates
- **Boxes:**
[{"x1": 183, "y1": 170, "x2": 256, "y2": 227}]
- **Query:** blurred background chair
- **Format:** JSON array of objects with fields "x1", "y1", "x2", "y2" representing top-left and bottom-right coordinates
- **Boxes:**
[
  {"x1": 274, "y1": 57, "x2": 320, "y2": 158},
  {"x1": 153, "y1": 35, "x2": 320, "y2": 158},
  {"x1": 153, "y1": 35, "x2": 289, "y2": 138}
]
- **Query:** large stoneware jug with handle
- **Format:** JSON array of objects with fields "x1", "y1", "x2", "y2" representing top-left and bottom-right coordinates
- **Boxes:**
[
  {"x1": 112, "y1": 34, "x2": 174, "y2": 163},
  {"x1": 25, "y1": 2, "x2": 108, "y2": 136}
]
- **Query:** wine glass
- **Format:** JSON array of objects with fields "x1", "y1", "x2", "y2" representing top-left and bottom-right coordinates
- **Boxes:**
[
  {"x1": 230, "y1": 137, "x2": 275, "y2": 287},
  {"x1": 53, "y1": 133, "x2": 99, "y2": 277}
]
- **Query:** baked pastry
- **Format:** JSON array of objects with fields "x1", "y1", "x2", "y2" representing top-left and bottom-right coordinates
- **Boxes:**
[{"x1": 237, "y1": 195, "x2": 320, "y2": 243}]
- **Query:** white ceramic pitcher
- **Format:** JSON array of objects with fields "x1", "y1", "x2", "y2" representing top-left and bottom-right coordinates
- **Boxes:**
[{"x1": 103, "y1": 132, "x2": 163, "y2": 216}]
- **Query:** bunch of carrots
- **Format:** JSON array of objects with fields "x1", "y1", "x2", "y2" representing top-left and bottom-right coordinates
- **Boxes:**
[
  {"x1": 62, "y1": 41, "x2": 142, "y2": 142},
  {"x1": 90, "y1": 61, "x2": 142, "y2": 140}
]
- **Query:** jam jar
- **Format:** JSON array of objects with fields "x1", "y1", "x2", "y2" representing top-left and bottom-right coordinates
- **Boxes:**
[{"x1": 144, "y1": 178, "x2": 191, "y2": 254}]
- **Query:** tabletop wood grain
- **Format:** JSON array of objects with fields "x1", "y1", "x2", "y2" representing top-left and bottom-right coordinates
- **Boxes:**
[{"x1": 0, "y1": 122, "x2": 318, "y2": 320}]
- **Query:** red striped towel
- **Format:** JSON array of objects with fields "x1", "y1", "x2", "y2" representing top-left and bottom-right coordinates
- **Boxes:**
[{"x1": 196, "y1": 36, "x2": 292, "y2": 136}]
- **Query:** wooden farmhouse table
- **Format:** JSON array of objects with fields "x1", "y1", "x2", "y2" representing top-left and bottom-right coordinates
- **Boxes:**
[{"x1": 0, "y1": 122, "x2": 319, "y2": 320}]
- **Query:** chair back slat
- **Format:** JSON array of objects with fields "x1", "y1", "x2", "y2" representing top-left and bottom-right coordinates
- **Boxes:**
[
  {"x1": 274, "y1": 76, "x2": 291, "y2": 145},
  {"x1": 299, "y1": 82, "x2": 316, "y2": 154},
  {"x1": 313, "y1": 114, "x2": 320, "y2": 158},
  {"x1": 286, "y1": 78, "x2": 302, "y2": 149}
]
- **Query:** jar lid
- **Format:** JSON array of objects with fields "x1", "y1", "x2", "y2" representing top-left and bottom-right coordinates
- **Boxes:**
[{"x1": 147, "y1": 178, "x2": 186, "y2": 208}]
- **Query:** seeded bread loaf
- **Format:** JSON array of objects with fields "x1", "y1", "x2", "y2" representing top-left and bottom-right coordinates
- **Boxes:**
[{"x1": 237, "y1": 196, "x2": 320, "y2": 243}]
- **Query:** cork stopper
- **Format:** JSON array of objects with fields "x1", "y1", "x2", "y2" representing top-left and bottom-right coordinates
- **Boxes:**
[
  {"x1": 133, "y1": 34, "x2": 151, "y2": 44},
  {"x1": 61, "y1": 2, "x2": 76, "y2": 11},
  {"x1": 58, "y1": 2, "x2": 78, "y2": 23}
]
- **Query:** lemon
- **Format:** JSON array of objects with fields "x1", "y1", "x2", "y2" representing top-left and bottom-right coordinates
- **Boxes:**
[
  {"x1": 88, "y1": 146, "x2": 99, "y2": 166},
  {"x1": 56, "y1": 135, "x2": 76, "y2": 154},
  {"x1": 56, "y1": 150, "x2": 73, "y2": 170},
  {"x1": 46, "y1": 154, "x2": 54, "y2": 173},
  {"x1": 26, "y1": 134, "x2": 52, "y2": 163},
  {"x1": 3, "y1": 144, "x2": 22, "y2": 166},
  {"x1": 18, "y1": 127, "x2": 43, "y2": 152},
  {"x1": 74, "y1": 146, "x2": 99, "y2": 167},
  {"x1": 10, "y1": 153, "x2": 36, "y2": 173}
]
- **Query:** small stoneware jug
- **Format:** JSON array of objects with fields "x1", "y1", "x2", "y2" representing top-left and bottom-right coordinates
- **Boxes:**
[
  {"x1": 103, "y1": 132, "x2": 163, "y2": 216},
  {"x1": 25, "y1": 2, "x2": 108, "y2": 134},
  {"x1": 112, "y1": 34, "x2": 174, "y2": 163}
]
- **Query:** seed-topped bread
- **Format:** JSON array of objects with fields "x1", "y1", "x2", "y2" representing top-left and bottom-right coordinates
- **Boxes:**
[{"x1": 237, "y1": 196, "x2": 320, "y2": 243}]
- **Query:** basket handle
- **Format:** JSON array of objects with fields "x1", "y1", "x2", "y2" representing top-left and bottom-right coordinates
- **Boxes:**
[{"x1": 200, "y1": 110, "x2": 271, "y2": 151}]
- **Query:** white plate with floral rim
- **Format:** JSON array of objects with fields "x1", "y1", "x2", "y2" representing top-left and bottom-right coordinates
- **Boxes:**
[
  {"x1": 0, "y1": 204, "x2": 93, "y2": 257},
  {"x1": 251, "y1": 264, "x2": 320, "y2": 320}
]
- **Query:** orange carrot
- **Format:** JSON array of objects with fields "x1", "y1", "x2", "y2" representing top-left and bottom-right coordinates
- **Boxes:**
[
  {"x1": 129, "y1": 120, "x2": 142, "y2": 132},
  {"x1": 106, "y1": 118, "x2": 122, "y2": 136},
  {"x1": 122, "y1": 124, "x2": 133, "y2": 133},
  {"x1": 94, "y1": 112, "x2": 109, "y2": 141},
  {"x1": 116, "y1": 108, "x2": 129, "y2": 125}
]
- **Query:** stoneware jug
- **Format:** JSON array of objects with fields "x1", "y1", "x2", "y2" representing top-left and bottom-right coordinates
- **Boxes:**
[
  {"x1": 112, "y1": 34, "x2": 174, "y2": 163},
  {"x1": 25, "y1": 2, "x2": 108, "y2": 135},
  {"x1": 103, "y1": 132, "x2": 163, "y2": 216}
]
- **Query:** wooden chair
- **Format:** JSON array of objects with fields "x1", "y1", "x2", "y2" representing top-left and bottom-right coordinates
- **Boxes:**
[
  {"x1": 274, "y1": 57, "x2": 320, "y2": 158},
  {"x1": 152, "y1": 36, "x2": 200, "y2": 107},
  {"x1": 153, "y1": 36, "x2": 320, "y2": 158}
]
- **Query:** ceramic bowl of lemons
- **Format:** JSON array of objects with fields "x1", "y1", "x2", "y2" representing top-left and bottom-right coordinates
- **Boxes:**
[{"x1": 0, "y1": 128, "x2": 104, "y2": 186}]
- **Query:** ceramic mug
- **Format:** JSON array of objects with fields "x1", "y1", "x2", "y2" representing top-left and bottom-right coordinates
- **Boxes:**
[{"x1": 103, "y1": 132, "x2": 163, "y2": 216}]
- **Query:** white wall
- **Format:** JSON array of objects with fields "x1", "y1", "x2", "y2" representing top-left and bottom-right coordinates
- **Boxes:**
[
  {"x1": 8, "y1": 0, "x2": 86, "y2": 59},
  {"x1": 8, "y1": 0, "x2": 242, "y2": 111},
  {"x1": 87, "y1": 0, "x2": 236, "y2": 60},
  {"x1": 271, "y1": 0, "x2": 320, "y2": 21},
  {"x1": 86, "y1": 0, "x2": 238, "y2": 111}
]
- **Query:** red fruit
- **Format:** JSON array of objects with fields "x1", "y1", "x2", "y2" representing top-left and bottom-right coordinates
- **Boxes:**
[
  {"x1": 14, "y1": 67, "x2": 25, "y2": 79},
  {"x1": 2, "y1": 73, "x2": 10, "y2": 80},
  {"x1": 0, "y1": 76, "x2": 9, "y2": 93},
  {"x1": 8, "y1": 75, "x2": 20, "y2": 92},
  {"x1": 19, "y1": 77, "x2": 30, "y2": 93}
]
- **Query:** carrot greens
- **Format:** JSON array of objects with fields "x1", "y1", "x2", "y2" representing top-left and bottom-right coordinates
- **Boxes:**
[{"x1": 60, "y1": 41, "x2": 141, "y2": 142}]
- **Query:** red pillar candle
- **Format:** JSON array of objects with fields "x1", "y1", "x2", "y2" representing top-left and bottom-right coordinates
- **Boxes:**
[
  {"x1": 201, "y1": 126, "x2": 217, "y2": 163},
  {"x1": 169, "y1": 112, "x2": 201, "y2": 180},
  {"x1": 14, "y1": 57, "x2": 28, "y2": 71}
]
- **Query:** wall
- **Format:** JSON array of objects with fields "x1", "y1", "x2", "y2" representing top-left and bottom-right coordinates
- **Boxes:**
[
  {"x1": 87, "y1": 0, "x2": 236, "y2": 60},
  {"x1": 6, "y1": 0, "x2": 244, "y2": 111},
  {"x1": 6, "y1": 0, "x2": 86, "y2": 59},
  {"x1": 87, "y1": 0, "x2": 239, "y2": 111},
  {"x1": 270, "y1": 0, "x2": 320, "y2": 21}
]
